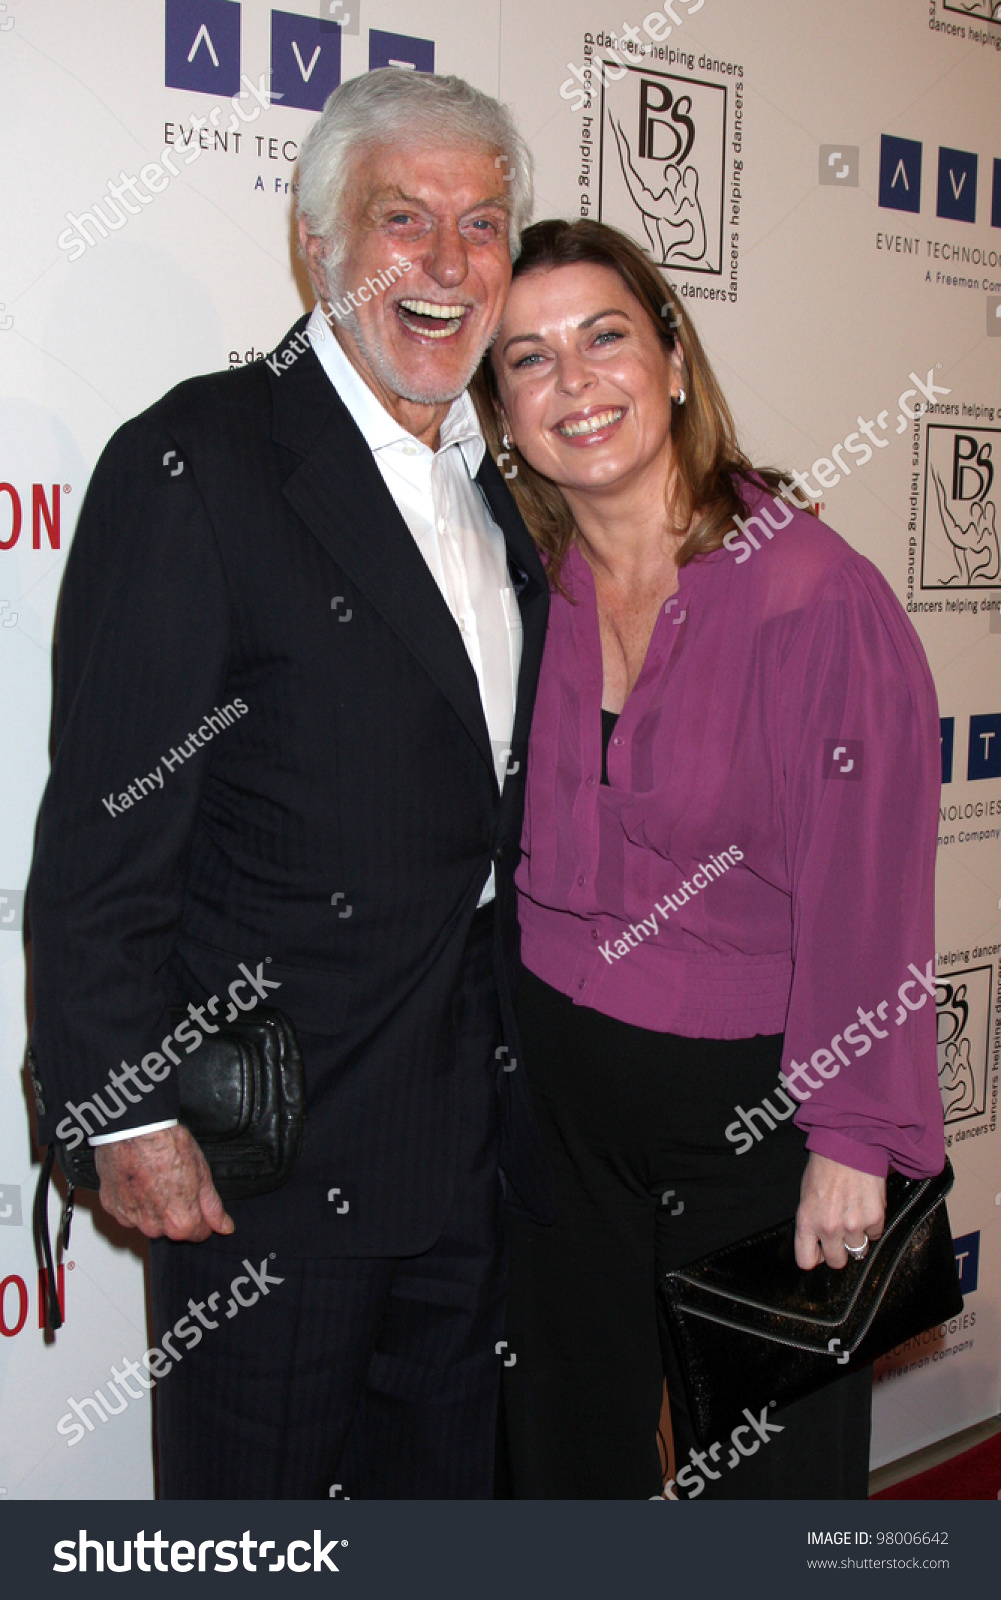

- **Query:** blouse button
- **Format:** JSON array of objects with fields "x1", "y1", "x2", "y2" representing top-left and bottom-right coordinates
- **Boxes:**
[
  {"x1": 577, "y1": 874, "x2": 585, "y2": 886},
  {"x1": 586, "y1": 775, "x2": 595, "y2": 787},
  {"x1": 591, "y1": 929, "x2": 598, "y2": 940},
  {"x1": 612, "y1": 735, "x2": 623, "y2": 747},
  {"x1": 578, "y1": 978, "x2": 586, "y2": 990}
]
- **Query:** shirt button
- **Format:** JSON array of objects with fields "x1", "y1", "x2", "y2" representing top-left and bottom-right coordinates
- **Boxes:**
[
  {"x1": 578, "y1": 978, "x2": 586, "y2": 990},
  {"x1": 577, "y1": 874, "x2": 585, "y2": 886},
  {"x1": 402, "y1": 444, "x2": 417, "y2": 455},
  {"x1": 613, "y1": 736, "x2": 623, "y2": 747},
  {"x1": 591, "y1": 929, "x2": 598, "y2": 941},
  {"x1": 437, "y1": 517, "x2": 447, "y2": 533},
  {"x1": 586, "y1": 775, "x2": 595, "y2": 787}
]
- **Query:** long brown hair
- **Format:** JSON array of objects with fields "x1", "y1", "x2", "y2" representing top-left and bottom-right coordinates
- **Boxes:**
[{"x1": 473, "y1": 218, "x2": 792, "y2": 592}]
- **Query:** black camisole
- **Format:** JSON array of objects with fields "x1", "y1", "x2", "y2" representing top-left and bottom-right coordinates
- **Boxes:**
[{"x1": 600, "y1": 708, "x2": 619, "y2": 786}]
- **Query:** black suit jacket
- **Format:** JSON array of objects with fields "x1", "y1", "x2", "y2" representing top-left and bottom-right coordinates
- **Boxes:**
[{"x1": 28, "y1": 317, "x2": 552, "y2": 1257}]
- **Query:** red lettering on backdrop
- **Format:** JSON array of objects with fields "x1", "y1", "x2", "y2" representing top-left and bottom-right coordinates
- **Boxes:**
[
  {"x1": 0, "y1": 485, "x2": 61, "y2": 549},
  {"x1": 0, "y1": 483, "x2": 21, "y2": 549},
  {"x1": 32, "y1": 484, "x2": 60, "y2": 549},
  {"x1": 0, "y1": 1275, "x2": 28, "y2": 1337}
]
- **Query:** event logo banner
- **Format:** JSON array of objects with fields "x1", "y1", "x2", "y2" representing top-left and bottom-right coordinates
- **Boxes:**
[
  {"x1": 921, "y1": 424, "x2": 1000, "y2": 590},
  {"x1": 936, "y1": 965, "x2": 994, "y2": 1130},
  {"x1": 598, "y1": 62, "x2": 726, "y2": 276},
  {"x1": 941, "y1": 0, "x2": 1001, "y2": 28},
  {"x1": 165, "y1": 0, "x2": 242, "y2": 95}
]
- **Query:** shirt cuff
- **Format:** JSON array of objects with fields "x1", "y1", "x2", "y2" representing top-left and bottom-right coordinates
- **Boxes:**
[
  {"x1": 89, "y1": 1119, "x2": 179, "y2": 1147},
  {"x1": 804, "y1": 1127, "x2": 890, "y2": 1178}
]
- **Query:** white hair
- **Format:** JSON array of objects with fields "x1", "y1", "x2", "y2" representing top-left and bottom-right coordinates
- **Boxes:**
[{"x1": 295, "y1": 69, "x2": 533, "y2": 289}]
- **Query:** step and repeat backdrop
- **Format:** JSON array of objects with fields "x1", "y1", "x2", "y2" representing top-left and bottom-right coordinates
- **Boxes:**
[{"x1": 0, "y1": 0, "x2": 999, "y2": 1497}]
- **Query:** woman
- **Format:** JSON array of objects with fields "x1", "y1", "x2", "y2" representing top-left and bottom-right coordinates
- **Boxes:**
[{"x1": 476, "y1": 220, "x2": 944, "y2": 1499}]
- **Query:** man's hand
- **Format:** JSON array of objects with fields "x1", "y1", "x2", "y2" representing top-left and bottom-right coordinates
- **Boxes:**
[
  {"x1": 794, "y1": 1152, "x2": 885, "y2": 1270},
  {"x1": 94, "y1": 1125, "x2": 234, "y2": 1242}
]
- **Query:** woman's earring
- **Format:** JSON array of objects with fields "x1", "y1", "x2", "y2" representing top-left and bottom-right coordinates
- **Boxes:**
[
  {"x1": 673, "y1": 388, "x2": 687, "y2": 407},
  {"x1": 502, "y1": 432, "x2": 514, "y2": 449}
]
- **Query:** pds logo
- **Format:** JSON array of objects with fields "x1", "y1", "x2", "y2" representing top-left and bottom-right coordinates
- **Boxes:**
[
  {"x1": 599, "y1": 63, "x2": 726, "y2": 275},
  {"x1": 921, "y1": 425, "x2": 999, "y2": 590},
  {"x1": 936, "y1": 967, "x2": 991, "y2": 1124}
]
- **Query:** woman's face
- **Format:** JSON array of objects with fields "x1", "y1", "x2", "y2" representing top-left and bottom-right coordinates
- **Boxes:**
[{"x1": 490, "y1": 261, "x2": 683, "y2": 497}]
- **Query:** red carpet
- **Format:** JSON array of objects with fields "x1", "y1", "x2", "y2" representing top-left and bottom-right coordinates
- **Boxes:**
[{"x1": 872, "y1": 1430, "x2": 1001, "y2": 1499}]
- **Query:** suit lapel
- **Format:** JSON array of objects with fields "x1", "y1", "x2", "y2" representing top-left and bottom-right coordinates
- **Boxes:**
[
  {"x1": 270, "y1": 325, "x2": 495, "y2": 773},
  {"x1": 475, "y1": 453, "x2": 550, "y2": 770}
]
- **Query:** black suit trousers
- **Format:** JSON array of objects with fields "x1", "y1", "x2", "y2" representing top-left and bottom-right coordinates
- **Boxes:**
[
  {"x1": 150, "y1": 910, "x2": 506, "y2": 1499},
  {"x1": 499, "y1": 968, "x2": 872, "y2": 1500}
]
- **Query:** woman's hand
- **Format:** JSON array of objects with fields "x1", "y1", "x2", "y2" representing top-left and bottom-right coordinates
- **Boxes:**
[{"x1": 794, "y1": 1152, "x2": 886, "y2": 1270}]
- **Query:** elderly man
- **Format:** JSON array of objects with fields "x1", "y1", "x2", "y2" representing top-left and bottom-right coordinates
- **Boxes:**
[{"x1": 28, "y1": 70, "x2": 550, "y2": 1499}]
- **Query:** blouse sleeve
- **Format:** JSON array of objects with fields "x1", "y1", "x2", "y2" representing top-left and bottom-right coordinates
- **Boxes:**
[{"x1": 776, "y1": 551, "x2": 945, "y2": 1179}]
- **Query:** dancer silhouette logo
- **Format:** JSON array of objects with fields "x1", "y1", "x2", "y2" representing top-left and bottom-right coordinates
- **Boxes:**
[
  {"x1": 598, "y1": 63, "x2": 727, "y2": 276},
  {"x1": 942, "y1": 0, "x2": 1000, "y2": 22},
  {"x1": 936, "y1": 965, "x2": 991, "y2": 1128},
  {"x1": 921, "y1": 424, "x2": 1001, "y2": 590}
]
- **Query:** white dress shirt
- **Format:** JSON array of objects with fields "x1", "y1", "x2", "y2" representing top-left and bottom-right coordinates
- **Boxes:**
[
  {"x1": 307, "y1": 304, "x2": 522, "y2": 825},
  {"x1": 92, "y1": 308, "x2": 521, "y2": 1146}
]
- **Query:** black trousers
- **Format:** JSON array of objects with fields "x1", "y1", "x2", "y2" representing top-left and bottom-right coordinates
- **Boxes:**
[
  {"x1": 149, "y1": 908, "x2": 506, "y2": 1499},
  {"x1": 500, "y1": 968, "x2": 872, "y2": 1500}
]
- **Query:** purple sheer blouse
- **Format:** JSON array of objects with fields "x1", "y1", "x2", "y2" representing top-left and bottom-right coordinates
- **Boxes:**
[{"x1": 516, "y1": 485, "x2": 944, "y2": 1179}]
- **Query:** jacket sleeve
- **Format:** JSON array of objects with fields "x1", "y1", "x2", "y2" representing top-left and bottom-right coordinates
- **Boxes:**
[
  {"x1": 29, "y1": 415, "x2": 232, "y2": 1149},
  {"x1": 776, "y1": 553, "x2": 945, "y2": 1179}
]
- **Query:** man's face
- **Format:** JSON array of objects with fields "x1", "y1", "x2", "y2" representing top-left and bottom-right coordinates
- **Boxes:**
[{"x1": 302, "y1": 142, "x2": 514, "y2": 419}]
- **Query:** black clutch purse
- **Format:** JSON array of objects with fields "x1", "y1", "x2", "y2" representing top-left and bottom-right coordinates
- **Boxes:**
[
  {"x1": 33, "y1": 1007, "x2": 305, "y2": 1329},
  {"x1": 660, "y1": 1159, "x2": 962, "y2": 1447}
]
